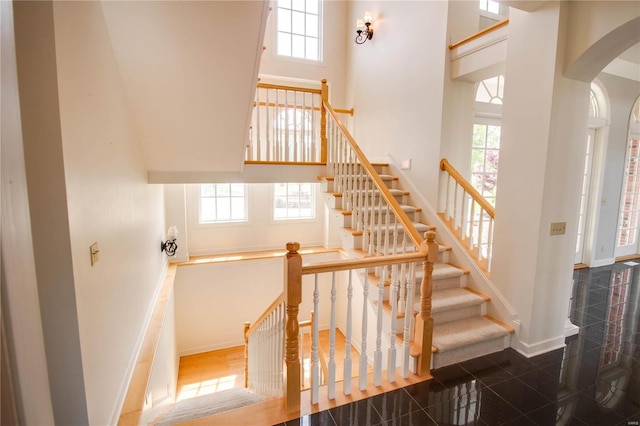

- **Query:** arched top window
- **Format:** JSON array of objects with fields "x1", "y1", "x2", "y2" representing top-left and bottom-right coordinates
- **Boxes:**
[
  {"x1": 589, "y1": 80, "x2": 609, "y2": 126},
  {"x1": 588, "y1": 89, "x2": 599, "y2": 118},
  {"x1": 475, "y1": 75, "x2": 504, "y2": 105}
]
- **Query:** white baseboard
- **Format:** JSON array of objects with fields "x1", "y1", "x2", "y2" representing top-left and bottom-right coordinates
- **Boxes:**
[
  {"x1": 589, "y1": 257, "x2": 615, "y2": 268},
  {"x1": 515, "y1": 335, "x2": 566, "y2": 358}
]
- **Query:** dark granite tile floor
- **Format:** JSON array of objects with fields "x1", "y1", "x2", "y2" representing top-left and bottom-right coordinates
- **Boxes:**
[{"x1": 277, "y1": 261, "x2": 640, "y2": 425}]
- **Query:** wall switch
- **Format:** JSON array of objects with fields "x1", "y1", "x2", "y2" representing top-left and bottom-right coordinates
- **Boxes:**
[
  {"x1": 401, "y1": 159, "x2": 412, "y2": 170},
  {"x1": 550, "y1": 222, "x2": 566, "y2": 236},
  {"x1": 90, "y1": 242, "x2": 100, "y2": 266}
]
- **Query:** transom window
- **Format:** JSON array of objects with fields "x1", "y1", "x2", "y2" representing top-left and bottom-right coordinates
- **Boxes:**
[
  {"x1": 199, "y1": 184, "x2": 248, "y2": 224},
  {"x1": 277, "y1": 0, "x2": 322, "y2": 61},
  {"x1": 274, "y1": 183, "x2": 316, "y2": 220}
]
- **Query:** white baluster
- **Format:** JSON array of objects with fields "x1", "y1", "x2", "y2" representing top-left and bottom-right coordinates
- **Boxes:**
[
  {"x1": 343, "y1": 270, "x2": 353, "y2": 395},
  {"x1": 388, "y1": 264, "x2": 399, "y2": 383},
  {"x1": 487, "y1": 217, "x2": 494, "y2": 271},
  {"x1": 468, "y1": 201, "x2": 476, "y2": 251},
  {"x1": 374, "y1": 265, "x2": 385, "y2": 386},
  {"x1": 311, "y1": 275, "x2": 320, "y2": 404},
  {"x1": 359, "y1": 269, "x2": 369, "y2": 391},
  {"x1": 477, "y1": 208, "x2": 485, "y2": 261},
  {"x1": 328, "y1": 272, "x2": 337, "y2": 399},
  {"x1": 362, "y1": 177, "x2": 370, "y2": 251},
  {"x1": 445, "y1": 175, "x2": 452, "y2": 220},
  {"x1": 402, "y1": 262, "x2": 415, "y2": 378}
]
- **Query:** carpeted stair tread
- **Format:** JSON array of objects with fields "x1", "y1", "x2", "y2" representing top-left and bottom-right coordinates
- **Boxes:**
[
  {"x1": 432, "y1": 263, "x2": 468, "y2": 280},
  {"x1": 415, "y1": 288, "x2": 487, "y2": 314},
  {"x1": 153, "y1": 388, "x2": 266, "y2": 426},
  {"x1": 432, "y1": 316, "x2": 509, "y2": 353}
]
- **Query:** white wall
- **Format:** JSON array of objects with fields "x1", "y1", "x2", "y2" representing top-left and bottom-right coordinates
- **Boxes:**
[
  {"x1": 259, "y1": 0, "x2": 348, "y2": 109},
  {"x1": 344, "y1": 1, "x2": 450, "y2": 208},
  {"x1": 1, "y1": 1, "x2": 55, "y2": 423},
  {"x1": 185, "y1": 183, "x2": 326, "y2": 255},
  {"x1": 175, "y1": 253, "x2": 339, "y2": 355},
  {"x1": 27, "y1": 2, "x2": 169, "y2": 425}
]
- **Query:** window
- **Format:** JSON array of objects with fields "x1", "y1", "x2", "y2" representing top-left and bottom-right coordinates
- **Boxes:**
[
  {"x1": 471, "y1": 123, "x2": 500, "y2": 206},
  {"x1": 199, "y1": 184, "x2": 248, "y2": 224},
  {"x1": 479, "y1": 0, "x2": 500, "y2": 14},
  {"x1": 616, "y1": 96, "x2": 640, "y2": 255},
  {"x1": 277, "y1": 0, "x2": 322, "y2": 61},
  {"x1": 471, "y1": 75, "x2": 504, "y2": 206},
  {"x1": 273, "y1": 183, "x2": 316, "y2": 220}
]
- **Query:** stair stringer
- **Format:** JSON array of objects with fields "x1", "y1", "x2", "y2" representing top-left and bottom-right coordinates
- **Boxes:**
[{"x1": 379, "y1": 156, "x2": 520, "y2": 345}]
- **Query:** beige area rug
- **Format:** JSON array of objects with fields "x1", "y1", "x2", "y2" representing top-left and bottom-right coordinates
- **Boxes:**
[{"x1": 154, "y1": 388, "x2": 265, "y2": 426}]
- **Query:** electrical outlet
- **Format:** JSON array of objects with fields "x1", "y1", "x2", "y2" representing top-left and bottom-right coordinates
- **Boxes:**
[
  {"x1": 550, "y1": 222, "x2": 566, "y2": 236},
  {"x1": 90, "y1": 242, "x2": 100, "y2": 265}
]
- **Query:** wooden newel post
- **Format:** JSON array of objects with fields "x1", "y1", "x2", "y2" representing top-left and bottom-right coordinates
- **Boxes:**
[
  {"x1": 320, "y1": 79, "x2": 328, "y2": 163},
  {"x1": 415, "y1": 231, "x2": 439, "y2": 376},
  {"x1": 243, "y1": 321, "x2": 250, "y2": 388},
  {"x1": 284, "y1": 242, "x2": 302, "y2": 413}
]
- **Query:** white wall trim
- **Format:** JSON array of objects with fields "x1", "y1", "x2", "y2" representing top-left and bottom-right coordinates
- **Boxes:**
[
  {"x1": 589, "y1": 257, "x2": 615, "y2": 268},
  {"x1": 109, "y1": 262, "x2": 169, "y2": 426},
  {"x1": 515, "y1": 335, "x2": 566, "y2": 358}
]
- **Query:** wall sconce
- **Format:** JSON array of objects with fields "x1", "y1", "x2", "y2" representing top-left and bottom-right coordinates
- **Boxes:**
[
  {"x1": 355, "y1": 10, "x2": 374, "y2": 44},
  {"x1": 161, "y1": 226, "x2": 178, "y2": 257}
]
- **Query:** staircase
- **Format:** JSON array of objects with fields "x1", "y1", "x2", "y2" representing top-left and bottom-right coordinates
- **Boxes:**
[{"x1": 320, "y1": 163, "x2": 513, "y2": 370}]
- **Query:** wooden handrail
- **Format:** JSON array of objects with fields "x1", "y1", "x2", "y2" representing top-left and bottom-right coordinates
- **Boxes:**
[
  {"x1": 302, "y1": 252, "x2": 427, "y2": 276},
  {"x1": 324, "y1": 100, "x2": 423, "y2": 247},
  {"x1": 448, "y1": 19, "x2": 509, "y2": 50},
  {"x1": 252, "y1": 101, "x2": 354, "y2": 116},
  {"x1": 440, "y1": 158, "x2": 495, "y2": 218},
  {"x1": 246, "y1": 294, "x2": 284, "y2": 337},
  {"x1": 257, "y1": 82, "x2": 322, "y2": 95}
]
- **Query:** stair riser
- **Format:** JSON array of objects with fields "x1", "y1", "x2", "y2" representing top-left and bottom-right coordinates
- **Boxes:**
[
  {"x1": 331, "y1": 213, "x2": 422, "y2": 230},
  {"x1": 433, "y1": 304, "x2": 484, "y2": 325},
  {"x1": 432, "y1": 335, "x2": 510, "y2": 369},
  {"x1": 327, "y1": 179, "x2": 396, "y2": 193}
]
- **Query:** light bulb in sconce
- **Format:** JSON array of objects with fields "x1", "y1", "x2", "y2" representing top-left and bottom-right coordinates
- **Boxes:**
[
  {"x1": 355, "y1": 11, "x2": 374, "y2": 45},
  {"x1": 161, "y1": 226, "x2": 178, "y2": 257},
  {"x1": 363, "y1": 10, "x2": 373, "y2": 25}
]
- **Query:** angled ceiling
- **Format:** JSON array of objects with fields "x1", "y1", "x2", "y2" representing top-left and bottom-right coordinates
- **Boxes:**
[{"x1": 100, "y1": 1, "x2": 269, "y2": 179}]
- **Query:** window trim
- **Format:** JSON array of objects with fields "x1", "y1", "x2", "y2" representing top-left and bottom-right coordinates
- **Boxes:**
[
  {"x1": 197, "y1": 183, "x2": 251, "y2": 226},
  {"x1": 270, "y1": 182, "x2": 319, "y2": 224},
  {"x1": 275, "y1": 0, "x2": 324, "y2": 63}
]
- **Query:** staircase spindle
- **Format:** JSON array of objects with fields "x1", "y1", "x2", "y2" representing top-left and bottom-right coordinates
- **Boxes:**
[
  {"x1": 374, "y1": 265, "x2": 386, "y2": 386},
  {"x1": 477, "y1": 208, "x2": 485, "y2": 262},
  {"x1": 388, "y1": 264, "x2": 399, "y2": 383},
  {"x1": 328, "y1": 272, "x2": 337, "y2": 399},
  {"x1": 359, "y1": 269, "x2": 369, "y2": 391},
  {"x1": 468, "y1": 201, "x2": 476, "y2": 251},
  {"x1": 343, "y1": 270, "x2": 353, "y2": 395},
  {"x1": 486, "y1": 216, "x2": 494, "y2": 271},
  {"x1": 401, "y1": 262, "x2": 415, "y2": 378},
  {"x1": 311, "y1": 275, "x2": 320, "y2": 404},
  {"x1": 362, "y1": 177, "x2": 371, "y2": 251}
]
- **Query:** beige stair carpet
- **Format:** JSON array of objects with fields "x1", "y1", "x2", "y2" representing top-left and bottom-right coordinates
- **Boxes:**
[{"x1": 154, "y1": 388, "x2": 265, "y2": 426}]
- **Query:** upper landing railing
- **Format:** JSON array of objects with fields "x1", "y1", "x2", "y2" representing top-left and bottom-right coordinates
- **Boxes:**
[{"x1": 246, "y1": 79, "x2": 352, "y2": 164}]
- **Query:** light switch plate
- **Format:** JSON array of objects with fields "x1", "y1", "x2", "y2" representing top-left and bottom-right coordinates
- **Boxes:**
[
  {"x1": 90, "y1": 242, "x2": 100, "y2": 265},
  {"x1": 550, "y1": 222, "x2": 566, "y2": 236}
]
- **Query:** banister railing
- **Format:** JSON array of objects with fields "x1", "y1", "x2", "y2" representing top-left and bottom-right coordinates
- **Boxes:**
[
  {"x1": 439, "y1": 158, "x2": 495, "y2": 274},
  {"x1": 324, "y1": 100, "x2": 423, "y2": 256},
  {"x1": 281, "y1": 233, "x2": 438, "y2": 412},
  {"x1": 244, "y1": 295, "x2": 285, "y2": 398},
  {"x1": 246, "y1": 79, "x2": 353, "y2": 164}
]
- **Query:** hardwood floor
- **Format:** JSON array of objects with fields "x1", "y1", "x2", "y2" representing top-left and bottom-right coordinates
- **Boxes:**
[{"x1": 167, "y1": 329, "x2": 428, "y2": 425}]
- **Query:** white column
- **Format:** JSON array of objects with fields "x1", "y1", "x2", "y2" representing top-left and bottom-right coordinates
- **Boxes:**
[{"x1": 491, "y1": 3, "x2": 590, "y2": 356}]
